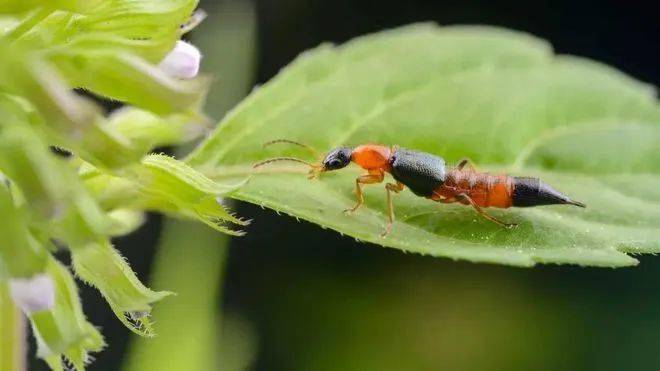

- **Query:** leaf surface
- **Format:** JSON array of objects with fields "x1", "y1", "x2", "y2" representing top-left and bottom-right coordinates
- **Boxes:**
[{"x1": 189, "y1": 24, "x2": 660, "y2": 267}]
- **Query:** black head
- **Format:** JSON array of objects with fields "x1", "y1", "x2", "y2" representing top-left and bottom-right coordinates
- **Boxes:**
[{"x1": 322, "y1": 147, "x2": 353, "y2": 171}]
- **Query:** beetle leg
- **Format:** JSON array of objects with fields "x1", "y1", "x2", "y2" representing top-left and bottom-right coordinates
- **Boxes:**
[
  {"x1": 457, "y1": 193, "x2": 518, "y2": 228},
  {"x1": 382, "y1": 181, "x2": 405, "y2": 237},
  {"x1": 457, "y1": 158, "x2": 476, "y2": 172},
  {"x1": 437, "y1": 196, "x2": 457, "y2": 204},
  {"x1": 344, "y1": 172, "x2": 384, "y2": 213}
]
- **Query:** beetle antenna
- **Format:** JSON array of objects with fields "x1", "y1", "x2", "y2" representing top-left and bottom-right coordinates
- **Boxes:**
[
  {"x1": 253, "y1": 157, "x2": 317, "y2": 169},
  {"x1": 253, "y1": 157, "x2": 323, "y2": 179},
  {"x1": 263, "y1": 139, "x2": 319, "y2": 157}
]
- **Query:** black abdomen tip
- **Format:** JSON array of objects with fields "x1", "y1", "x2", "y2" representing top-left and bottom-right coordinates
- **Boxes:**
[{"x1": 512, "y1": 177, "x2": 586, "y2": 208}]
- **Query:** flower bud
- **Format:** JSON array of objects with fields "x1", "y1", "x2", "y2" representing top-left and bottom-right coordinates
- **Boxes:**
[
  {"x1": 10, "y1": 273, "x2": 55, "y2": 314},
  {"x1": 158, "y1": 40, "x2": 202, "y2": 79}
]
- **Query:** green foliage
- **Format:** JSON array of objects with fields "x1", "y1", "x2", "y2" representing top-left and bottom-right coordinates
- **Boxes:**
[
  {"x1": 32, "y1": 258, "x2": 105, "y2": 371},
  {"x1": 189, "y1": 24, "x2": 660, "y2": 267},
  {"x1": 124, "y1": 3, "x2": 259, "y2": 369},
  {"x1": 0, "y1": 1, "x2": 245, "y2": 369},
  {"x1": 0, "y1": 283, "x2": 22, "y2": 371}
]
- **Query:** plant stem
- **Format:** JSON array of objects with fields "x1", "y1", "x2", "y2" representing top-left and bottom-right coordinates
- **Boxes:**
[{"x1": 0, "y1": 283, "x2": 26, "y2": 371}]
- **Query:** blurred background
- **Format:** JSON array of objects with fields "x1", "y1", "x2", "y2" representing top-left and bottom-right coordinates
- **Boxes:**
[{"x1": 30, "y1": 0, "x2": 660, "y2": 370}]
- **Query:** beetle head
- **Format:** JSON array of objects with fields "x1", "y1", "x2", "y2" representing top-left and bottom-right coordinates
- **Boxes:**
[
  {"x1": 321, "y1": 147, "x2": 353, "y2": 171},
  {"x1": 254, "y1": 140, "x2": 353, "y2": 180}
]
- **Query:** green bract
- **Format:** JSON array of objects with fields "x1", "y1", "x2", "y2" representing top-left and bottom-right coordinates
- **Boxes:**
[
  {"x1": 0, "y1": 1, "x2": 245, "y2": 369},
  {"x1": 189, "y1": 24, "x2": 660, "y2": 268}
]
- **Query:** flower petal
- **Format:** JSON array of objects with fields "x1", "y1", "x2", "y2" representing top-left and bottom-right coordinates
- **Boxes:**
[
  {"x1": 10, "y1": 273, "x2": 55, "y2": 314},
  {"x1": 158, "y1": 40, "x2": 201, "y2": 79}
]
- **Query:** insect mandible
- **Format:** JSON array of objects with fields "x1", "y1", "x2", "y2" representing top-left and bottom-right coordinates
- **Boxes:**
[{"x1": 254, "y1": 139, "x2": 585, "y2": 236}]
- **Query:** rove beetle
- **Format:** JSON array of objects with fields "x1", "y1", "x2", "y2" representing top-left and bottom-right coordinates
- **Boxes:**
[{"x1": 254, "y1": 140, "x2": 585, "y2": 236}]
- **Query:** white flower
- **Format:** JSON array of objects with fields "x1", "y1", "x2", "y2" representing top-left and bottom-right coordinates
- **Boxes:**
[
  {"x1": 9, "y1": 273, "x2": 55, "y2": 314},
  {"x1": 158, "y1": 40, "x2": 202, "y2": 79}
]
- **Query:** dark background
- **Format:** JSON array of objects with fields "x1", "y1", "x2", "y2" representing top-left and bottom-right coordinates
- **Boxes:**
[{"x1": 30, "y1": 1, "x2": 660, "y2": 370}]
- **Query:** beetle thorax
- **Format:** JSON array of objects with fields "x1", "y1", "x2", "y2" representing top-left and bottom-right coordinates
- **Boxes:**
[{"x1": 351, "y1": 145, "x2": 392, "y2": 171}]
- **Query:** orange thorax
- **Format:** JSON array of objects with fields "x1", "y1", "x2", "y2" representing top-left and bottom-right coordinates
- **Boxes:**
[{"x1": 351, "y1": 145, "x2": 392, "y2": 171}]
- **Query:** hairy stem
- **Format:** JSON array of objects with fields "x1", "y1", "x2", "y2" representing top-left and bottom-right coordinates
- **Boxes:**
[{"x1": 0, "y1": 283, "x2": 26, "y2": 371}]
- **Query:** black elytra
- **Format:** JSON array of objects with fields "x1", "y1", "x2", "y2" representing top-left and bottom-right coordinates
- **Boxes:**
[{"x1": 389, "y1": 148, "x2": 447, "y2": 197}]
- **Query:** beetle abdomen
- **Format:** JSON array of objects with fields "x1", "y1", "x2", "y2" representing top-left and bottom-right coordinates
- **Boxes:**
[
  {"x1": 512, "y1": 177, "x2": 586, "y2": 208},
  {"x1": 437, "y1": 170, "x2": 514, "y2": 208},
  {"x1": 389, "y1": 148, "x2": 446, "y2": 197}
]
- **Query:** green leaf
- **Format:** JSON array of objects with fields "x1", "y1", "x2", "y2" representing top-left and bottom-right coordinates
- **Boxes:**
[
  {"x1": 71, "y1": 240, "x2": 171, "y2": 337},
  {"x1": 51, "y1": 51, "x2": 209, "y2": 115},
  {"x1": 0, "y1": 123, "x2": 116, "y2": 245},
  {"x1": 0, "y1": 0, "x2": 104, "y2": 14},
  {"x1": 106, "y1": 209, "x2": 146, "y2": 237},
  {"x1": 82, "y1": 154, "x2": 249, "y2": 236},
  {"x1": 0, "y1": 44, "x2": 142, "y2": 170},
  {"x1": 73, "y1": 0, "x2": 197, "y2": 60},
  {"x1": 1, "y1": 0, "x2": 228, "y2": 368},
  {"x1": 0, "y1": 181, "x2": 48, "y2": 277},
  {"x1": 188, "y1": 24, "x2": 660, "y2": 267},
  {"x1": 130, "y1": 154, "x2": 250, "y2": 235},
  {"x1": 29, "y1": 257, "x2": 105, "y2": 371},
  {"x1": 106, "y1": 107, "x2": 208, "y2": 151}
]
